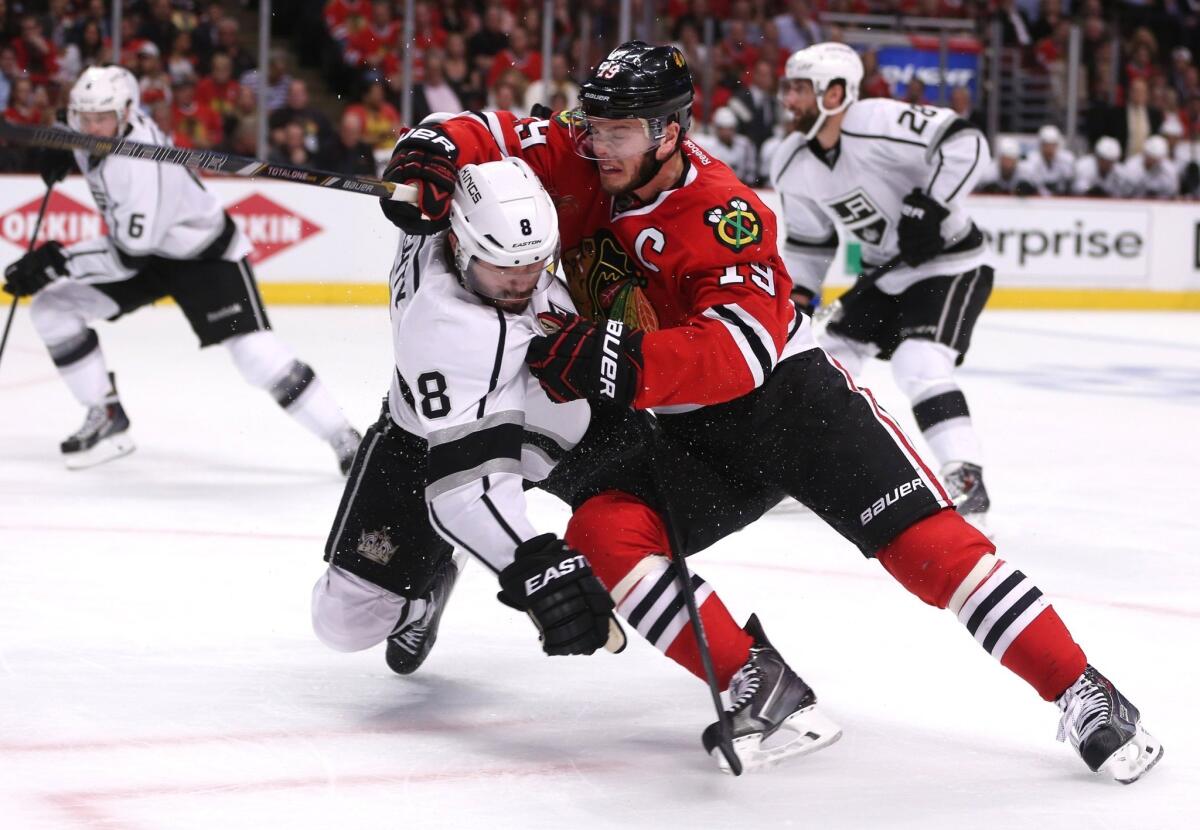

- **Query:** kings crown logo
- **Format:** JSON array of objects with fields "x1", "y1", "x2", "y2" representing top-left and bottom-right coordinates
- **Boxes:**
[
  {"x1": 705, "y1": 198, "x2": 762, "y2": 252},
  {"x1": 357, "y1": 527, "x2": 398, "y2": 565}
]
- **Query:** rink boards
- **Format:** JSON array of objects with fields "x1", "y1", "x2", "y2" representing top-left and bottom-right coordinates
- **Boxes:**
[{"x1": 2, "y1": 174, "x2": 1199, "y2": 309}]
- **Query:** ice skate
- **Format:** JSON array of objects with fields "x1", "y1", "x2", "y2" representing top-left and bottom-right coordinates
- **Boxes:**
[
  {"x1": 61, "y1": 376, "x2": 134, "y2": 469},
  {"x1": 942, "y1": 461, "x2": 990, "y2": 529},
  {"x1": 1057, "y1": 665, "x2": 1163, "y2": 784},
  {"x1": 385, "y1": 551, "x2": 465, "y2": 675},
  {"x1": 701, "y1": 614, "x2": 841, "y2": 773},
  {"x1": 330, "y1": 426, "x2": 363, "y2": 476}
]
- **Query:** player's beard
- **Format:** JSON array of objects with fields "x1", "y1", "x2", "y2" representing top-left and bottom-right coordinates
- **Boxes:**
[
  {"x1": 793, "y1": 107, "x2": 820, "y2": 137},
  {"x1": 598, "y1": 150, "x2": 660, "y2": 196}
]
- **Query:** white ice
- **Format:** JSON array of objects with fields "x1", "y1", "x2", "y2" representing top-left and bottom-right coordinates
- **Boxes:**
[{"x1": 1, "y1": 306, "x2": 1197, "y2": 830}]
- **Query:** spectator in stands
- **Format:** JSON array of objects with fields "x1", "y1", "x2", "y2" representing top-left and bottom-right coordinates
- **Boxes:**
[
  {"x1": 269, "y1": 79, "x2": 334, "y2": 158},
  {"x1": 468, "y1": 5, "x2": 509, "y2": 73},
  {"x1": 270, "y1": 120, "x2": 313, "y2": 166},
  {"x1": 1019, "y1": 125, "x2": 1076, "y2": 195},
  {"x1": 671, "y1": 20, "x2": 709, "y2": 68},
  {"x1": 975, "y1": 137, "x2": 1038, "y2": 195},
  {"x1": 759, "y1": 116, "x2": 796, "y2": 176},
  {"x1": 699, "y1": 106, "x2": 759, "y2": 185},
  {"x1": 151, "y1": 99, "x2": 188, "y2": 147},
  {"x1": 727, "y1": 58, "x2": 779, "y2": 152},
  {"x1": 1089, "y1": 77, "x2": 1163, "y2": 157},
  {"x1": 13, "y1": 14, "x2": 58, "y2": 83},
  {"x1": 525, "y1": 53, "x2": 579, "y2": 112},
  {"x1": 902, "y1": 77, "x2": 927, "y2": 106},
  {"x1": 950, "y1": 85, "x2": 986, "y2": 132},
  {"x1": 240, "y1": 49, "x2": 292, "y2": 113},
  {"x1": 1122, "y1": 134, "x2": 1179, "y2": 199},
  {"x1": 172, "y1": 77, "x2": 223, "y2": 149},
  {"x1": 140, "y1": 0, "x2": 179, "y2": 58},
  {"x1": 344, "y1": 79, "x2": 402, "y2": 151},
  {"x1": 197, "y1": 52, "x2": 241, "y2": 136},
  {"x1": 442, "y1": 31, "x2": 473, "y2": 98},
  {"x1": 1168, "y1": 47, "x2": 1193, "y2": 101},
  {"x1": 3, "y1": 74, "x2": 38, "y2": 124},
  {"x1": 486, "y1": 26, "x2": 541, "y2": 90},
  {"x1": 773, "y1": 0, "x2": 823, "y2": 54},
  {"x1": 138, "y1": 42, "x2": 173, "y2": 108},
  {"x1": 409, "y1": 49, "x2": 463, "y2": 124},
  {"x1": 489, "y1": 71, "x2": 529, "y2": 118},
  {"x1": 1073, "y1": 136, "x2": 1132, "y2": 197},
  {"x1": 347, "y1": 0, "x2": 399, "y2": 74},
  {"x1": 166, "y1": 30, "x2": 197, "y2": 86},
  {"x1": 1030, "y1": 0, "x2": 1064, "y2": 43},
  {"x1": 58, "y1": 17, "x2": 106, "y2": 83},
  {"x1": 317, "y1": 109, "x2": 378, "y2": 176},
  {"x1": 859, "y1": 48, "x2": 891, "y2": 99},
  {"x1": 215, "y1": 17, "x2": 255, "y2": 78}
]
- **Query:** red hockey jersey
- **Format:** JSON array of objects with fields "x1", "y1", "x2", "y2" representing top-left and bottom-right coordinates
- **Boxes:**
[{"x1": 439, "y1": 111, "x2": 808, "y2": 410}]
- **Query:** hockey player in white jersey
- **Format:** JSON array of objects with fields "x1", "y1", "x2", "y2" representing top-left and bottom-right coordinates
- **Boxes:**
[
  {"x1": 771, "y1": 43, "x2": 994, "y2": 523},
  {"x1": 1121, "y1": 135, "x2": 1179, "y2": 199},
  {"x1": 1072, "y1": 136, "x2": 1132, "y2": 198},
  {"x1": 311, "y1": 156, "x2": 626, "y2": 669},
  {"x1": 1, "y1": 66, "x2": 361, "y2": 472},
  {"x1": 1018, "y1": 125, "x2": 1076, "y2": 195}
]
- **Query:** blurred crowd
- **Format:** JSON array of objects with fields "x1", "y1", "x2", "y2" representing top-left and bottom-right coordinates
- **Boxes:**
[{"x1": 4, "y1": 0, "x2": 1200, "y2": 197}]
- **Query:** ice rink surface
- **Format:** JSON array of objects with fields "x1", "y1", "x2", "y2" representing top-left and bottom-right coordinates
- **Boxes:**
[{"x1": 1, "y1": 305, "x2": 1197, "y2": 829}]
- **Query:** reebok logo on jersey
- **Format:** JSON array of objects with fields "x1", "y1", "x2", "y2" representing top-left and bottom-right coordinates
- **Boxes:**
[
  {"x1": 206, "y1": 303, "x2": 243, "y2": 322},
  {"x1": 860, "y1": 478, "x2": 926, "y2": 526},
  {"x1": 599, "y1": 318, "x2": 624, "y2": 399},
  {"x1": 828, "y1": 188, "x2": 889, "y2": 246},
  {"x1": 524, "y1": 554, "x2": 588, "y2": 595}
]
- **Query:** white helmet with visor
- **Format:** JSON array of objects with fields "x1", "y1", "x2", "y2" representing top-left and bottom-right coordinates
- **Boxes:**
[
  {"x1": 449, "y1": 157, "x2": 559, "y2": 304},
  {"x1": 783, "y1": 43, "x2": 863, "y2": 141},
  {"x1": 68, "y1": 65, "x2": 136, "y2": 133}
]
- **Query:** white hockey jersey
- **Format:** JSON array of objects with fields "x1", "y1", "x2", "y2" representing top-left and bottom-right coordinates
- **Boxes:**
[
  {"x1": 1120, "y1": 154, "x2": 1179, "y2": 199},
  {"x1": 770, "y1": 98, "x2": 990, "y2": 295},
  {"x1": 386, "y1": 230, "x2": 591, "y2": 573},
  {"x1": 1018, "y1": 148, "x2": 1076, "y2": 194},
  {"x1": 1071, "y1": 155, "x2": 1134, "y2": 198},
  {"x1": 62, "y1": 110, "x2": 251, "y2": 284},
  {"x1": 695, "y1": 131, "x2": 760, "y2": 184}
]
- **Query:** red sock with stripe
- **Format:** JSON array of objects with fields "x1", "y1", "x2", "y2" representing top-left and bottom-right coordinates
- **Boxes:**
[
  {"x1": 566, "y1": 491, "x2": 752, "y2": 687},
  {"x1": 877, "y1": 508, "x2": 1087, "y2": 701}
]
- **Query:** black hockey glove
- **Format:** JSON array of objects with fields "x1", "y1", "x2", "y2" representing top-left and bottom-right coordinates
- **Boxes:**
[
  {"x1": 896, "y1": 188, "x2": 950, "y2": 267},
  {"x1": 526, "y1": 312, "x2": 645, "y2": 408},
  {"x1": 497, "y1": 533, "x2": 624, "y2": 656},
  {"x1": 3, "y1": 241, "x2": 67, "y2": 297},
  {"x1": 379, "y1": 125, "x2": 460, "y2": 234},
  {"x1": 36, "y1": 147, "x2": 75, "y2": 186}
]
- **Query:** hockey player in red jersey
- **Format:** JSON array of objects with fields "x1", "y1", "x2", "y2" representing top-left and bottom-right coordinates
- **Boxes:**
[{"x1": 378, "y1": 42, "x2": 1162, "y2": 783}]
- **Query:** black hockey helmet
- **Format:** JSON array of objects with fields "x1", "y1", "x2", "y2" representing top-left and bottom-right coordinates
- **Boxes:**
[{"x1": 569, "y1": 41, "x2": 694, "y2": 160}]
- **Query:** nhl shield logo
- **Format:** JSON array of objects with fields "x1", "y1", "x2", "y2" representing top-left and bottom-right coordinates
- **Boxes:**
[
  {"x1": 705, "y1": 198, "x2": 762, "y2": 252},
  {"x1": 357, "y1": 527, "x2": 398, "y2": 565},
  {"x1": 827, "y1": 188, "x2": 889, "y2": 246}
]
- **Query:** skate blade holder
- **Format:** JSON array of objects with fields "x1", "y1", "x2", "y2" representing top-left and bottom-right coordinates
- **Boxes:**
[
  {"x1": 1100, "y1": 725, "x2": 1164, "y2": 785},
  {"x1": 713, "y1": 706, "x2": 842, "y2": 774}
]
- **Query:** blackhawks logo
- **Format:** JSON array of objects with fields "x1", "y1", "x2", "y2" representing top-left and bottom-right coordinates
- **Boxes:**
[
  {"x1": 561, "y1": 228, "x2": 659, "y2": 331},
  {"x1": 705, "y1": 198, "x2": 761, "y2": 252}
]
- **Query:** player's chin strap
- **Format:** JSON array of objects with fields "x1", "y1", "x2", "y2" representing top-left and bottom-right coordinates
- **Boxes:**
[{"x1": 801, "y1": 87, "x2": 855, "y2": 141}]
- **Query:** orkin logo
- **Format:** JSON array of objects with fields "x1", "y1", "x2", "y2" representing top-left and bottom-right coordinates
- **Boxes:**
[
  {"x1": 0, "y1": 191, "x2": 107, "y2": 248},
  {"x1": 225, "y1": 193, "x2": 322, "y2": 265}
]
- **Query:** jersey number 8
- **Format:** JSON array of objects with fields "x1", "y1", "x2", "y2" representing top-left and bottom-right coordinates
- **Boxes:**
[{"x1": 417, "y1": 371, "x2": 451, "y2": 418}]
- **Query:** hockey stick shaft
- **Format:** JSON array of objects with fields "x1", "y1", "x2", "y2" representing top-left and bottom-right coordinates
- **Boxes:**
[
  {"x1": 0, "y1": 185, "x2": 53, "y2": 373},
  {"x1": 649, "y1": 429, "x2": 744, "y2": 776},
  {"x1": 0, "y1": 121, "x2": 417, "y2": 203}
]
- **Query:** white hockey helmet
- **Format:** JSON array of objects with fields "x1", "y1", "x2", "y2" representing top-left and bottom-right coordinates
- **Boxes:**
[
  {"x1": 783, "y1": 42, "x2": 863, "y2": 140},
  {"x1": 1143, "y1": 135, "x2": 1168, "y2": 159},
  {"x1": 1037, "y1": 124, "x2": 1063, "y2": 145},
  {"x1": 449, "y1": 157, "x2": 559, "y2": 304},
  {"x1": 997, "y1": 137, "x2": 1022, "y2": 159},
  {"x1": 713, "y1": 107, "x2": 738, "y2": 130},
  {"x1": 1095, "y1": 136, "x2": 1121, "y2": 162},
  {"x1": 68, "y1": 66, "x2": 135, "y2": 133}
]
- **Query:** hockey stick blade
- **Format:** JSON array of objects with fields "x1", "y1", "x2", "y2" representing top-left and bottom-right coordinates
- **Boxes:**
[{"x1": 0, "y1": 121, "x2": 417, "y2": 203}]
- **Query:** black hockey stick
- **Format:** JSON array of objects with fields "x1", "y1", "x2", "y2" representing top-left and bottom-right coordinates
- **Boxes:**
[
  {"x1": 814, "y1": 253, "x2": 904, "y2": 326},
  {"x1": 648, "y1": 422, "x2": 744, "y2": 776},
  {"x1": 0, "y1": 121, "x2": 417, "y2": 202},
  {"x1": 0, "y1": 185, "x2": 53, "y2": 375}
]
